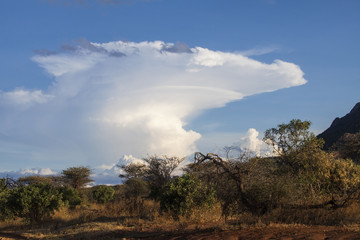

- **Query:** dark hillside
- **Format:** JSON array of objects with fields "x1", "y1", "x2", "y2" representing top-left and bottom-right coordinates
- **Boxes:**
[{"x1": 318, "y1": 102, "x2": 360, "y2": 149}]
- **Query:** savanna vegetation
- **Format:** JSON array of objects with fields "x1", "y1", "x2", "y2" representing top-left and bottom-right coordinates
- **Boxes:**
[{"x1": 1, "y1": 119, "x2": 360, "y2": 239}]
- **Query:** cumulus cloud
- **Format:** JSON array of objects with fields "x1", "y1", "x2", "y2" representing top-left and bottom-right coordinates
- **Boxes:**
[
  {"x1": 0, "y1": 40, "x2": 306, "y2": 168},
  {"x1": 0, "y1": 168, "x2": 58, "y2": 180},
  {"x1": 93, "y1": 154, "x2": 144, "y2": 184},
  {"x1": 239, "y1": 128, "x2": 273, "y2": 156}
]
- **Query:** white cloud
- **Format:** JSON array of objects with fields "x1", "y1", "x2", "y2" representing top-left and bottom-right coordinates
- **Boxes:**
[
  {"x1": 19, "y1": 168, "x2": 57, "y2": 176},
  {"x1": 240, "y1": 128, "x2": 273, "y2": 156},
  {"x1": 0, "y1": 168, "x2": 59, "y2": 180},
  {"x1": 0, "y1": 89, "x2": 53, "y2": 106},
  {"x1": 0, "y1": 40, "x2": 306, "y2": 168}
]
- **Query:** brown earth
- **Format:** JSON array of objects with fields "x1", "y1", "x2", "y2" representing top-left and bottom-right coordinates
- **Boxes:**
[{"x1": 2, "y1": 225, "x2": 360, "y2": 240}]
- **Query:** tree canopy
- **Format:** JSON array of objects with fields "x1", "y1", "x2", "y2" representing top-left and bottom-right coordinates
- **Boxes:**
[{"x1": 61, "y1": 166, "x2": 93, "y2": 189}]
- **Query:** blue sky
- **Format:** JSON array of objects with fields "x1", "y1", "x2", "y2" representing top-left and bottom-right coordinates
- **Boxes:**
[{"x1": 0, "y1": 0, "x2": 359, "y2": 180}]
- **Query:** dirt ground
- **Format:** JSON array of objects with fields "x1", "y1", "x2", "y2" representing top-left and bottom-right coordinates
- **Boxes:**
[{"x1": 1, "y1": 225, "x2": 360, "y2": 240}]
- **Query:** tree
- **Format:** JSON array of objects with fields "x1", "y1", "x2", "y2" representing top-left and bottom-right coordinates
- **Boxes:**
[
  {"x1": 143, "y1": 155, "x2": 184, "y2": 199},
  {"x1": 6, "y1": 183, "x2": 63, "y2": 224},
  {"x1": 119, "y1": 155, "x2": 184, "y2": 200},
  {"x1": 92, "y1": 185, "x2": 115, "y2": 204},
  {"x1": 119, "y1": 163, "x2": 148, "y2": 179},
  {"x1": 0, "y1": 177, "x2": 17, "y2": 191},
  {"x1": 263, "y1": 119, "x2": 324, "y2": 173},
  {"x1": 18, "y1": 175, "x2": 63, "y2": 187},
  {"x1": 61, "y1": 166, "x2": 93, "y2": 189}
]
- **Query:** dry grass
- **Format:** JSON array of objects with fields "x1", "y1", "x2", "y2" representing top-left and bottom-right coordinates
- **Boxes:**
[{"x1": 2, "y1": 200, "x2": 360, "y2": 239}]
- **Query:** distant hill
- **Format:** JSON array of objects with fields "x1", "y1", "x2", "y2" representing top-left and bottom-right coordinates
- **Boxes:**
[{"x1": 318, "y1": 102, "x2": 360, "y2": 149}]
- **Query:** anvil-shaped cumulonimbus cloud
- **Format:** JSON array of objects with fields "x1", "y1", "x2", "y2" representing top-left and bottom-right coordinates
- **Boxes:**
[{"x1": 0, "y1": 40, "x2": 306, "y2": 166}]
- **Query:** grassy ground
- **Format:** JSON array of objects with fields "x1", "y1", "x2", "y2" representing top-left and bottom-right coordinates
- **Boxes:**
[{"x1": 2, "y1": 200, "x2": 360, "y2": 239}]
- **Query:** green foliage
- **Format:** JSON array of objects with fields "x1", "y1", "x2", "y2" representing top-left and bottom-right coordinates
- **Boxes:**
[
  {"x1": 62, "y1": 166, "x2": 93, "y2": 189},
  {"x1": 119, "y1": 163, "x2": 148, "y2": 179},
  {"x1": 160, "y1": 174, "x2": 216, "y2": 218},
  {"x1": 0, "y1": 188, "x2": 11, "y2": 221},
  {"x1": 6, "y1": 183, "x2": 63, "y2": 224},
  {"x1": 264, "y1": 119, "x2": 325, "y2": 171},
  {"x1": 92, "y1": 185, "x2": 115, "y2": 204},
  {"x1": 0, "y1": 177, "x2": 18, "y2": 220},
  {"x1": 18, "y1": 175, "x2": 63, "y2": 187},
  {"x1": 264, "y1": 119, "x2": 325, "y2": 173},
  {"x1": 58, "y1": 185, "x2": 82, "y2": 209}
]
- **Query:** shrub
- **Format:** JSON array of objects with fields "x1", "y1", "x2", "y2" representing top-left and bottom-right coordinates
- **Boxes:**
[
  {"x1": 58, "y1": 185, "x2": 82, "y2": 209},
  {"x1": 92, "y1": 185, "x2": 115, "y2": 204},
  {"x1": 6, "y1": 183, "x2": 63, "y2": 224},
  {"x1": 160, "y1": 174, "x2": 216, "y2": 218},
  {"x1": 124, "y1": 177, "x2": 150, "y2": 199}
]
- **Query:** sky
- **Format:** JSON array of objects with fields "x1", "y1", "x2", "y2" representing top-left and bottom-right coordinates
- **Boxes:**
[{"x1": 0, "y1": 0, "x2": 359, "y2": 184}]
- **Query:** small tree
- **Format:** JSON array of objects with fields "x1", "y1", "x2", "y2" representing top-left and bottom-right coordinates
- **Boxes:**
[
  {"x1": 143, "y1": 155, "x2": 184, "y2": 199},
  {"x1": 6, "y1": 183, "x2": 63, "y2": 224},
  {"x1": 119, "y1": 163, "x2": 148, "y2": 179},
  {"x1": 61, "y1": 166, "x2": 93, "y2": 189},
  {"x1": 119, "y1": 155, "x2": 185, "y2": 200},
  {"x1": 92, "y1": 185, "x2": 115, "y2": 204}
]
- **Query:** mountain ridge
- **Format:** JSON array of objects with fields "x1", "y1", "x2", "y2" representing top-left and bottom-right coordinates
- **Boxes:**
[{"x1": 318, "y1": 102, "x2": 360, "y2": 149}]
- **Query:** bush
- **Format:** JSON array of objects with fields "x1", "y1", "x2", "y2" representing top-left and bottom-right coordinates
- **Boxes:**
[
  {"x1": 160, "y1": 174, "x2": 216, "y2": 218},
  {"x1": 6, "y1": 183, "x2": 63, "y2": 224},
  {"x1": 92, "y1": 185, "x2": 115, "y2": 204},
  {"x1": 0, "y1": 189, "x2": 11, "y2": 221},
  {"x1": 58, "y1": 185, "x2": 82, "y2": 209}
]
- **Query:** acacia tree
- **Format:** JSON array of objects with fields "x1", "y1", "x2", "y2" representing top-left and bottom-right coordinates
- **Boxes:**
[
  {"x1": 61, "y1": 166, "x2": 93, "y2": 189},
  {"x1": 119, "y1": 163, "x2": 148, "y2": 179}
]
